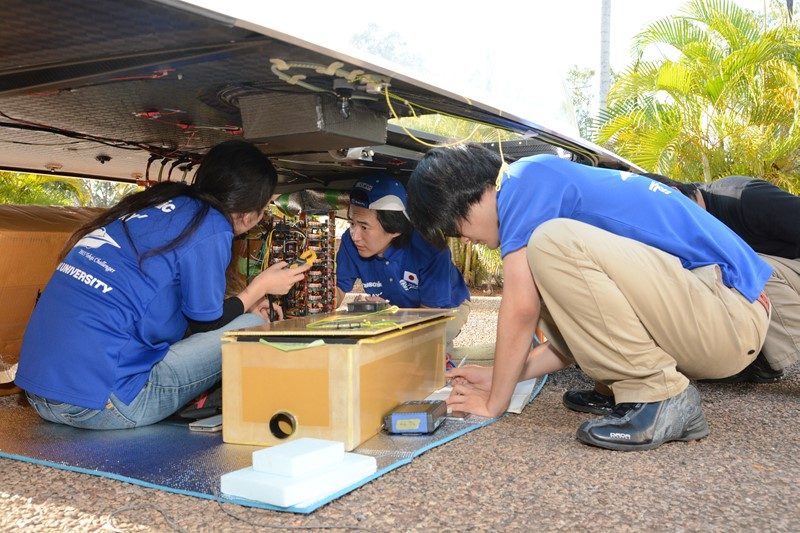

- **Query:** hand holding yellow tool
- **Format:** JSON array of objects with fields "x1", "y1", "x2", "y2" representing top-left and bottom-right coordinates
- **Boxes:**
[{"x1": 289, "y1": 249, "x2": 317, "y2": 268}]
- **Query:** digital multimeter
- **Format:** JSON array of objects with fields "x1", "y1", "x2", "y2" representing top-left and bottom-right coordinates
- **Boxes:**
[
  {"x1": 384, "y1": 400, "x2": 447, "y2": 435},
  {"x1": 289, "y1": 249, "x2": 317, "y2": 268}
]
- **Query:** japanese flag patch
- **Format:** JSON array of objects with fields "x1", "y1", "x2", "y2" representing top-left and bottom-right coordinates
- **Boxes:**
[{"x1": 402, "y1": 271, "x2": 419, "y2": 287}]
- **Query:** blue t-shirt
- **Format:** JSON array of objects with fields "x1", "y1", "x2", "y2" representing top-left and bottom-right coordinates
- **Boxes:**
[
  {"x1": 336, "y1": 230, "x2": 469, "y2": 309},
  {"x1": 16, "y1": 196, "x2": 233, "y2": 409},
  {"x1": 498, "y1": 155, "x2": 772, "y2": 302}
]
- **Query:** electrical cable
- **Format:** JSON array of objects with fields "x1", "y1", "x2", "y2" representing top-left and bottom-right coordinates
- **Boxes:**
[
  {"x1": 0, "y1": 139, "x2": 85, "y2": 146},
  {"x1": 214, "y1": 494, "x2": 377, "y2": 532},
  {"x1": 269, "y1": 58, "x2": 384, "y2": 100},
  {"x1": 158, "y1": 157, "x2": 170, "y2": 182},
  {"x1": 168, "y1": 157, "x2": 189, "y2": 181},
  {"x1": 305, "y1": 306, "x2": 400, "y2": 331},
  {"x1": 0, "y1": 112, "x2": 213, "y2": 159},
  {"x1": 495, "y1": 128, "x2": 509, "y2": 191},
  {"x1": 383, "y1": 87, "x2": 480, "y2": 148},
  {"x1": 144, "y1": 154, "x2": 161, "y2": 183},
  {"x1": 105, "y1": 504, "x2": 186, "y2": 533}
]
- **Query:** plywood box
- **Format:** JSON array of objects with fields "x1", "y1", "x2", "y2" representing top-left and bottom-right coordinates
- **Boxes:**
[
  {"x1": 221, "y1": 310, "x2": 449, "y2": 451},
  {"x1": 0, "y1": 204, "x2": 102, "y2": 395}
]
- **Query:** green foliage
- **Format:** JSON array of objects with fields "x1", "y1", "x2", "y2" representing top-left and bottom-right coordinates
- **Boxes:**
[
  {"x1": 449, "y1": 238, "x2": 503, "y2": 292},
  {"x1": 0, "y1": 171, "x2": 80, "y2": 206},
  {"x1": 566, "y1": 66, "x2": 597, "y2": 140},
  {"x1": 595, "y1": 0, "x2": 800, "y2": 193},
  {"x1": 0, "y1": 171, "x2": 140, "y2": 207},
  {"x1": 83, "y1": 179, "x2": 140, "y2": 208},
  {"x1": 391, "y1": 114, "x2": 519, "y2": 144}
]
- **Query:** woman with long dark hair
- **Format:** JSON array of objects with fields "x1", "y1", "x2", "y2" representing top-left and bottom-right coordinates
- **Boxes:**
[{"x1": 16, "y1": 140, "x2": 309, "y2": 429}]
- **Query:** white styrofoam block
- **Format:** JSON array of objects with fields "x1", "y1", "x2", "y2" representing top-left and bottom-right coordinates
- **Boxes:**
[
  {"x1": 251, "y1": 438, "x2": 345, "y2": 477},
  {"x1": 221, "y1": 452, "x2": 377, "y2": 508}
]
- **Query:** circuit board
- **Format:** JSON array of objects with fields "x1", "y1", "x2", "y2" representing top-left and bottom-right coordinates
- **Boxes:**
[{"x1": 224, "y1": 309, "x2": 452, "y2": 338}]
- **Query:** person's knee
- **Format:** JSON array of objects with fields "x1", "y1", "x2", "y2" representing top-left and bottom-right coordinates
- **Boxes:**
[{"x1": 226, "y1": 313, "x2": 265, "y2": 331}]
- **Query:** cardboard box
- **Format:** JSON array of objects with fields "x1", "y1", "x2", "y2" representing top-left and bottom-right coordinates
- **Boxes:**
[
  {"x1": 0, "y1": 204, "x2": 101, "y2": 395},
  {"x1": 221, "y1": 310, "x2": 448, "y2": 450}
]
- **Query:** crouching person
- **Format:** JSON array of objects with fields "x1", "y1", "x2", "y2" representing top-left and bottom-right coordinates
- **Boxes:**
[
  {"x1": 16, "y1": 141, "x2": 309, "y2": 429},
  {"x1": 407, "y1": 144, "x2": 771, "y2": 451},
  {"x1": 335, "y1": 174, "x2": 470, "y2": 352}
]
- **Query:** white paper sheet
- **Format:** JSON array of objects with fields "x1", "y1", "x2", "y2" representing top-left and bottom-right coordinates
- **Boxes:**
[{"x1": 425, "y1": 378, "x2": 538, "y2": 414}]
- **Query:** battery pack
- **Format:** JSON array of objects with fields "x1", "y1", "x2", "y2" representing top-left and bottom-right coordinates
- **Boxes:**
[{"x1": 384, "y1": 400, "x2": 447, "y2": 435}]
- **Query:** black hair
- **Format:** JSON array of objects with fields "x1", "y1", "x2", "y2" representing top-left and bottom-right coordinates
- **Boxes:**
[
  {"x1": 408, "y1": 143, "x2": 501, "y2": 248},
  {"x1": 641, "y1": 172, "x2": 700, "y2": 200},
  {"x1": 349, "y1": 188, "x2": 413, "y2": 248},
  {"x1": 63, "y1": 140, "x2": 277, "y2": 263},
  {"x1": 376, "y1": 210, "x2": 413, "y2": 248}
]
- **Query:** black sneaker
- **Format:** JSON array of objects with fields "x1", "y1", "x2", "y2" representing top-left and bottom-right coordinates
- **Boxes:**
[
  {"x1": 576, "y1": 384, "x2": 709, "y2": 452},
  {"x1": 563, "y1": 389, "x2": 614, "y2": 415},
  {"x1": 701, "y1": 353, "x2": 783, "y2": 384}
]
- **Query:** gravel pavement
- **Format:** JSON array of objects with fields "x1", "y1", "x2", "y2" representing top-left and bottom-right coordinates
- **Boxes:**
[{"x1": 2, "y1": 296, "x2": 798, "y2": 532}]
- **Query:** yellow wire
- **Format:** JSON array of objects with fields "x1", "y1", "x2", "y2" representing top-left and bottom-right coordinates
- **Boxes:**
[
  {"x1": 385, "y1": 88, "x2": 489, "y2": 122},
  {"x1": 384, "y1": 87, "x2": 480, "y2": 148},
  {"x1": 261, "y1": 229, "x2": 274, "y2": 273},
  {"x1": 305, "y1": 305, "x2": 400, "y2": 330},
  {"x1": 495, "y1": 162, "x2": 509, "y2": 191},
  {"x1": 496, "y1": 128, "x2": 508, "y2": 191}
]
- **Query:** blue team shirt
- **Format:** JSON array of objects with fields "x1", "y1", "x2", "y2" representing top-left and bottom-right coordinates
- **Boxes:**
[
  {"x1": 336, "y1": 230, "x2": 469, "y2": 309},
  {"x1": 498, "y1": 155, "x2": 772, "y2": 302},
  {"x1": 16, "y1": 196, "x2": 233, "y2": 409}
]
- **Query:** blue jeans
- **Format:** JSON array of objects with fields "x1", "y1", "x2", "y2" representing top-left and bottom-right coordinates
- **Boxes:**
[{"x1": 26, "y1": 313, "x2": 264, "y2": 430}]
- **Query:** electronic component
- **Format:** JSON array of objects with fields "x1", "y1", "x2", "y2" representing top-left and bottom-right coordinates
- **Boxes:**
[
  {"x1": 383, "y1": 400, "x2": 447, "y2": 435},
  {"x1": 347, "y1": 301, "x2": 389, "y2": 313},
  {"x1": 289, "y1": 248, "x2": 317, "y2": 268},
  {"x1": 243, "y1": 212, "x2": 336, "y2": 319}
]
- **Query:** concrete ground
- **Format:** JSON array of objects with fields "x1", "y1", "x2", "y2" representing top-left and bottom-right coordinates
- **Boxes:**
[{"x1": 1, "y1": 297, "x2": 798, "y2": 532}]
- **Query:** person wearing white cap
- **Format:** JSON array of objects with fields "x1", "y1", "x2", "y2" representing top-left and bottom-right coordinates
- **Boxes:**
[{"x1": 335, "y1": 175, "x2": 470, "y2": 351}]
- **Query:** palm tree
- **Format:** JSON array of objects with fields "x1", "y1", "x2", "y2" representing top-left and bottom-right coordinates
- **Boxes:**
[{"x1": 595, "y1": 0, "x2": 800, "y2": 192}]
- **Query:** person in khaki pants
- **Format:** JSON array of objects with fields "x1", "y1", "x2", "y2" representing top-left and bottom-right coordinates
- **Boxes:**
[
  {"x1": 562, "y1": 174, "x2": 800, "y2": 415},
  {"x1": 661, "y1": 175, "x2": 800, "y2": 375},
  {"x1": 407, "y1": 144, "x2": 772, "y2": 452}
]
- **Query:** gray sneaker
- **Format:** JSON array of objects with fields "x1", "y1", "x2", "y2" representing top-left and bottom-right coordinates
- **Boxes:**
[{"x1": 576, "y1": 384, "x2": 709, "y2": 451}]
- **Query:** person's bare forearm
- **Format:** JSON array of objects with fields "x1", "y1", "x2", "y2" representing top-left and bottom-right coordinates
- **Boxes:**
[
  {"x1": 486, "y1": 249, "x2": 542, "y2": 416},
  {"x1": 519, "y1": 341, "x2": 571, "y2": 381},
  {"x1": 488, "y1": 301, "x2": 539, "y2": 414}
]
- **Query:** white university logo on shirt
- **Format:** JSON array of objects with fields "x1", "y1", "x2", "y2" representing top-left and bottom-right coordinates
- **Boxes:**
[{"x1": 75, "y1": 228, "x2": 121, "y2": 249}]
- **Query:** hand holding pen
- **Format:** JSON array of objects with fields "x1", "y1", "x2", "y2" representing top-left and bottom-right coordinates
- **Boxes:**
[{"x1": 445, "y1": 359, "x2": 493, "y2": 392}]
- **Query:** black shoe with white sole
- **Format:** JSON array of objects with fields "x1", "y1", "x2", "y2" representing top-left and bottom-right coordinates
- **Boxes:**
[{"x1": 576, "y1": 384, "x2": 708, "y2": 452}]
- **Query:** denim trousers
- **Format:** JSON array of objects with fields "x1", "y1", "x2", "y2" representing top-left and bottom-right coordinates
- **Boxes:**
[{"x1": 26, "y1": 313, "x2": 264, "y2": 429}]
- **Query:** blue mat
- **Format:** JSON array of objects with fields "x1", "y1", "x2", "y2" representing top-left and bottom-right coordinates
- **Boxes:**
[{"x1": 0, "y1": 376, "x2": 546, "y2": 514}]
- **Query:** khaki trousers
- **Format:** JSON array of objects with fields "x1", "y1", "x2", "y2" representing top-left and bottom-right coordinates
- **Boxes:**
[
  {"x1": 760, "y1": 254, "x2": 800, "y2": 370},
  {"x1": 445, "y1": 301, "x2": 471, "y2": 351},
  {"x1": 527, "y1": 219, "x2": 769, "y2": 404}
]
